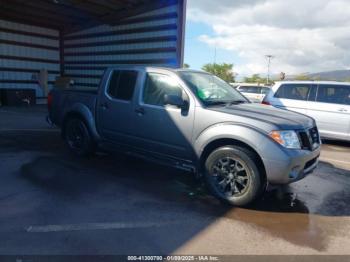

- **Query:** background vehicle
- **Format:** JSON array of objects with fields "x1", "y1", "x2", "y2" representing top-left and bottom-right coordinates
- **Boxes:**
[
  {"x1": 48, "y1": 67, "x2": 320, "y2": 206},
  {"x1": 229, "y1": 83, "x2": 239, "y2": 89},
  {"x1": 263, "y1": 81, "x2": 350, "y2": 141},
  {"x1": 236, "y1": 84, "x2": 270, "y2": 103}
]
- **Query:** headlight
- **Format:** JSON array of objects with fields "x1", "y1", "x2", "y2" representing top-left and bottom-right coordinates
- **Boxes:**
[{"x1": 269, "y1": 130, "x2": 301, "y2": 149}]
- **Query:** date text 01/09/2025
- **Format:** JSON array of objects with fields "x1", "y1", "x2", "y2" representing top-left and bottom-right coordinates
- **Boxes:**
[{"x1": 127, "y1": 255, "x2": 220, "y2": 261}]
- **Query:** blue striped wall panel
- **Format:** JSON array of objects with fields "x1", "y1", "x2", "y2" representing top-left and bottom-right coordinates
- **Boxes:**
[
  {"x1": 0, "y1": 0, "x2": 186, "y2": 96},
  {"x1": 63, "y1": 2, "x2": 183, "y2": 90},
  {"x1": 0, "y1": 19, "x2": 60, "y2": 97}
]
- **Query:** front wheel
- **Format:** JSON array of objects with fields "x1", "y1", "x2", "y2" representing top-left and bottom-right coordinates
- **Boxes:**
[
  {"x1": 63, "y1": 117, "x2": 95, "y2": 157},
  {"x1": 204, "y1": 146, "x2": 264, "y2": 206}
]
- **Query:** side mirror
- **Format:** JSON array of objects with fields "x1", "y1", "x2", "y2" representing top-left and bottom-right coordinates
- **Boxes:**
[{"x1": 164, "y1": 94, "x2": 188, "y2": 110}]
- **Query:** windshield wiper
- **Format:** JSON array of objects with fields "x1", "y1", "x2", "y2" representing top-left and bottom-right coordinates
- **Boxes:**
[
  {"x1": 226, "y1": 100, "x2": 249, "y2": 106},
  {"x1": 205, "y1": 101, "x2": 228, "y2": 106},
  {"x1": 205, "y1": 99, "x2": 249, "y2": 107},
  {"x1": 206, "y1": 100, "x2": 248, "y2": 107}
]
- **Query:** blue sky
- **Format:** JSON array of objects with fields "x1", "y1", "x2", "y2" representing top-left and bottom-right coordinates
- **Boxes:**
[{"x1": 184, "y1": 21, "x2": 241, "y2": 71}]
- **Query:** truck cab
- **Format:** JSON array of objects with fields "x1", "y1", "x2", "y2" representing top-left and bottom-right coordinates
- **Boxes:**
[{"x1": 96, "y1": 67, "x2": 197, "y2": 161}]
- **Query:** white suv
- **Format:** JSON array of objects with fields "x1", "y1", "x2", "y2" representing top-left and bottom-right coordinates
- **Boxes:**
[
  {"x1": 236, "y1": 84, "x2": 270, "y2": 103},
  {"x1": 263, "y1": 81, "x2": 350, "y2": 141}
]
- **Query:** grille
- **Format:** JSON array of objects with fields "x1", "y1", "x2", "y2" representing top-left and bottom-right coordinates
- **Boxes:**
[{"x1": 299, "y1": 127, "x2": 320, "y2": 151}]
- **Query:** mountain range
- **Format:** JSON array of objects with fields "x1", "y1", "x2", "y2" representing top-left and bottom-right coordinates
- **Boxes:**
[{"x1": 285, "y1": 70, "x2": 350, "y2": 81}]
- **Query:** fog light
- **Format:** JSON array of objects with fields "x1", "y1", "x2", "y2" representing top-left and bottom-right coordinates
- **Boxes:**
[{"x1": 289, "y1": 166, "x2": 300, "y2": 179}]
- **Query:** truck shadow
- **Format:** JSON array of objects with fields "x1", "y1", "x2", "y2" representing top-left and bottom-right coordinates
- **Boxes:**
[
  {"x1": 322, "y1": 139, "x2": 350, "y2": 148},
  {"x1": 18, "y1": 145, "x2": 350, "y2": 253},
  {"x1": 2, "y1": 97, "x2": 350, "y2": 254},
  {"x1": 2, "y1": 127, "x2": 349, "y2": 253}
]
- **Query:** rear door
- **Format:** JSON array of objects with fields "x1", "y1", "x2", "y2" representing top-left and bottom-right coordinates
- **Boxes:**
[
  {"x1": 97, "y1": 69, "x2": 139, "y2": 143},
  {"x1": 272, "y1": 83, "x2": 314, "y2": 114},
  {"x1": 306, "y1": 84, "x2": 350, "y2": 140}
]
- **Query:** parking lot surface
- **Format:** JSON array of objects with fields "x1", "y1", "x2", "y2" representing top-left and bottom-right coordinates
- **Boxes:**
[{"x1": 0, "y1": 106, "x2": 350, "y2": 255}]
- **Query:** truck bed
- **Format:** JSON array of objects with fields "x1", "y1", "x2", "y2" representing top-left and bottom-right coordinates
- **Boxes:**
[{"x1": 49, "y1": 88, "x2": 98, "y2": 127}]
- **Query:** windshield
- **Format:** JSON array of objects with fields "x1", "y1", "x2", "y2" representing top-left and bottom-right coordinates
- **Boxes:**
[{"x1": 178, "y1": 71, "x2": 248, "y2": 106}]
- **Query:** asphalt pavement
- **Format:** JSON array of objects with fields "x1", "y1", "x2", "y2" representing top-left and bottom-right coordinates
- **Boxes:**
[{"x1": 0, "y1": 106, "x2": 350, "y2": 255}]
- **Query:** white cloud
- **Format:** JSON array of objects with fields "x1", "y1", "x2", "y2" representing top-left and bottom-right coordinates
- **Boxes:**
[{"x1": 187, "y1": 0, "x2": 350, "y2": 76}]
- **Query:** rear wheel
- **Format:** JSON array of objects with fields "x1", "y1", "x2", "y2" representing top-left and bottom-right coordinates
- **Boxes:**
[
  {"x1": 64, "y1": 117, "x2": 95, "y2": 157},
  {"x1": 204, "y1": 146, "x2": 264, "y2": 206}
]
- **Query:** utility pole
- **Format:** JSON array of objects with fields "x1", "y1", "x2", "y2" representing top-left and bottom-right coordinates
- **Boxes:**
[
  {"x1": 265, "y1": 55, "x2": 274, "y2": 85},
  {"x1": 214, "y1": 44, "x2": 217, "y2": 64}
]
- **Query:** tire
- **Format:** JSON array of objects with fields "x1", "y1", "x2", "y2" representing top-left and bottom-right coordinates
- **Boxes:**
[
  {"x1": 204, "y1": 146, "x2": 264, "y2": 206},
  {"x1": 63, "y1": 117, "x2": 96, "y2": 157}
]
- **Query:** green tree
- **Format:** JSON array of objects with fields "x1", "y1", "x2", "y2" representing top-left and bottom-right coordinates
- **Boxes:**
[
  {"x1": 202, "y1": 63, "x2": 235, "y2": 83},
  {"x1": 183, "y1": 63, "x2": 190, "y2": 68},
  {"x1": 243, "y1": 74, "x2": 267, "y2": 84}
]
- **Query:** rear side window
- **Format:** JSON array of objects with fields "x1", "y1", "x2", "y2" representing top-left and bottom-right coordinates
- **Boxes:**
[
  {"x1": 274, "y1": 84, "x2": 311, "y2": 101},
  {"x1": 316, "y1": 84, "x2": 350, "y2": 105},
  {"x1": 143, "y1": 73, "x2": 183, "y2": 107},
  {"x1": 107, "y1": 70, "x2": 138, "y2": 101}
]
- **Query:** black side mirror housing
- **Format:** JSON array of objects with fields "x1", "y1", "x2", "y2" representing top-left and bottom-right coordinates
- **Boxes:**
[{"x1": 164, "y1": 94, "x2": 188, "y2": 109}]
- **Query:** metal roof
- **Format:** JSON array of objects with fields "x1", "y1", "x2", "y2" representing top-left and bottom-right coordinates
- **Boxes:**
[{"x1": 0, "y1": 0, "x2": 178, "y2": 33}]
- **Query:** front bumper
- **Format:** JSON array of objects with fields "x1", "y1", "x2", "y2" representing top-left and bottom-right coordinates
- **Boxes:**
[{"x1": 262, "y1": 144, "x2": 321, "y2": 185}]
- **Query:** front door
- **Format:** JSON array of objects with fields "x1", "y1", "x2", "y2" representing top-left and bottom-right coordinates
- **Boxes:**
[{"x1": 132, "y1": 72, "x2": 195, "y2": 160}]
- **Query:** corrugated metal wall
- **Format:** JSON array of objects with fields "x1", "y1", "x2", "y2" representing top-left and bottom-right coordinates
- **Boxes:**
[
  {"x1": 0, "y1": 0, "x2": 185, "y2": 96},
  {"x1": 0, "y1": 19, "x2": 60, "y2": 97},
  {"x1": 63, "y1": 3, "x2": 183, "y2": 90}
]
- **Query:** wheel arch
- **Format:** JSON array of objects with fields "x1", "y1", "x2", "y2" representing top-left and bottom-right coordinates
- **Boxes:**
[
  {"x1": 61, "y1": 105, "x2": 99, "y2": 141},
  {"x1": 195, "y1": 124, "x2": 268, "y2": 182},
  {"x1": 199, "y1": 138, "x2": 266, "y2": 181}
]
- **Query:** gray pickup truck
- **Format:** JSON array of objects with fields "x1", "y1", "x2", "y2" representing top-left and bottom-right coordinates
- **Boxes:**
[{"x1": 48, "y1": 66, "x2": 321, "y2": 206}]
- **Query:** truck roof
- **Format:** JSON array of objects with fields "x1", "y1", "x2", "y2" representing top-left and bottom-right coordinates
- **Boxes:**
[{"x1": 105, "y1": 65, "x2": 207, "y2": 74}]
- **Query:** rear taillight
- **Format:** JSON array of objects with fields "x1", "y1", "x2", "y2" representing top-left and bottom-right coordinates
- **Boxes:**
[
  {"x1": 261, "y1": 100, "x2": 270, "y2": 105},
  {"x1": 47, "y1": 92, "x2": 53, "y2": 111}
]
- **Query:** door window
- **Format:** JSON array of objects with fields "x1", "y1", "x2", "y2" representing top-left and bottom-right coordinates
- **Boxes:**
[
  {"x1": 316, "y1": 85, "x2": 350, "y2": 105},
  {"x1": 143, "y1": 73, "x2": 183, "y2": 106},
  {"x1": 274, "y1": 84, "x2": 312, "y2": 101},
  {"x1": 261, "y1": 87, "x2": 270, "y2": 95},
  {"x1": 107, "y1": 70, "x2": 138, "y2": 101}
]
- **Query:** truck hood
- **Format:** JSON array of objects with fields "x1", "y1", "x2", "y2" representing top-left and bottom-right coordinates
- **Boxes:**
[{"x1": 210, "y1": 103, "x2": 315, "y2": 130}]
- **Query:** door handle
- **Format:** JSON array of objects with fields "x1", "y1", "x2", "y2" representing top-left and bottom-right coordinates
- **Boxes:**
[
  {"x1": 135, "y1": 107, "x2": 145, "y2": 116},
  {"x1": 338, "y1": 108, "x2": 348, "y2": 112}
]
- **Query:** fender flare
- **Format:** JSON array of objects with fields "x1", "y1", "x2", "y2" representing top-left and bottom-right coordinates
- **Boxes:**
[
  {"x1": 194, "y1": 123, "x2": 268, "y2": 158},
  {"x1": 62, "y1": 103, "x2": 100, "y2": 141}
]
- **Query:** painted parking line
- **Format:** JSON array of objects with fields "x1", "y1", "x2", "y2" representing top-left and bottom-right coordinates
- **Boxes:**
[
  {"x1": 26, "y1": 221, "x2": 181, "y2": 233},
  {"x1": 0, "y1": 129, "x2": 59, "y2": 132},
  {"x1": 0, "y1": 109, "x2": 47, "y2": 113}
]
